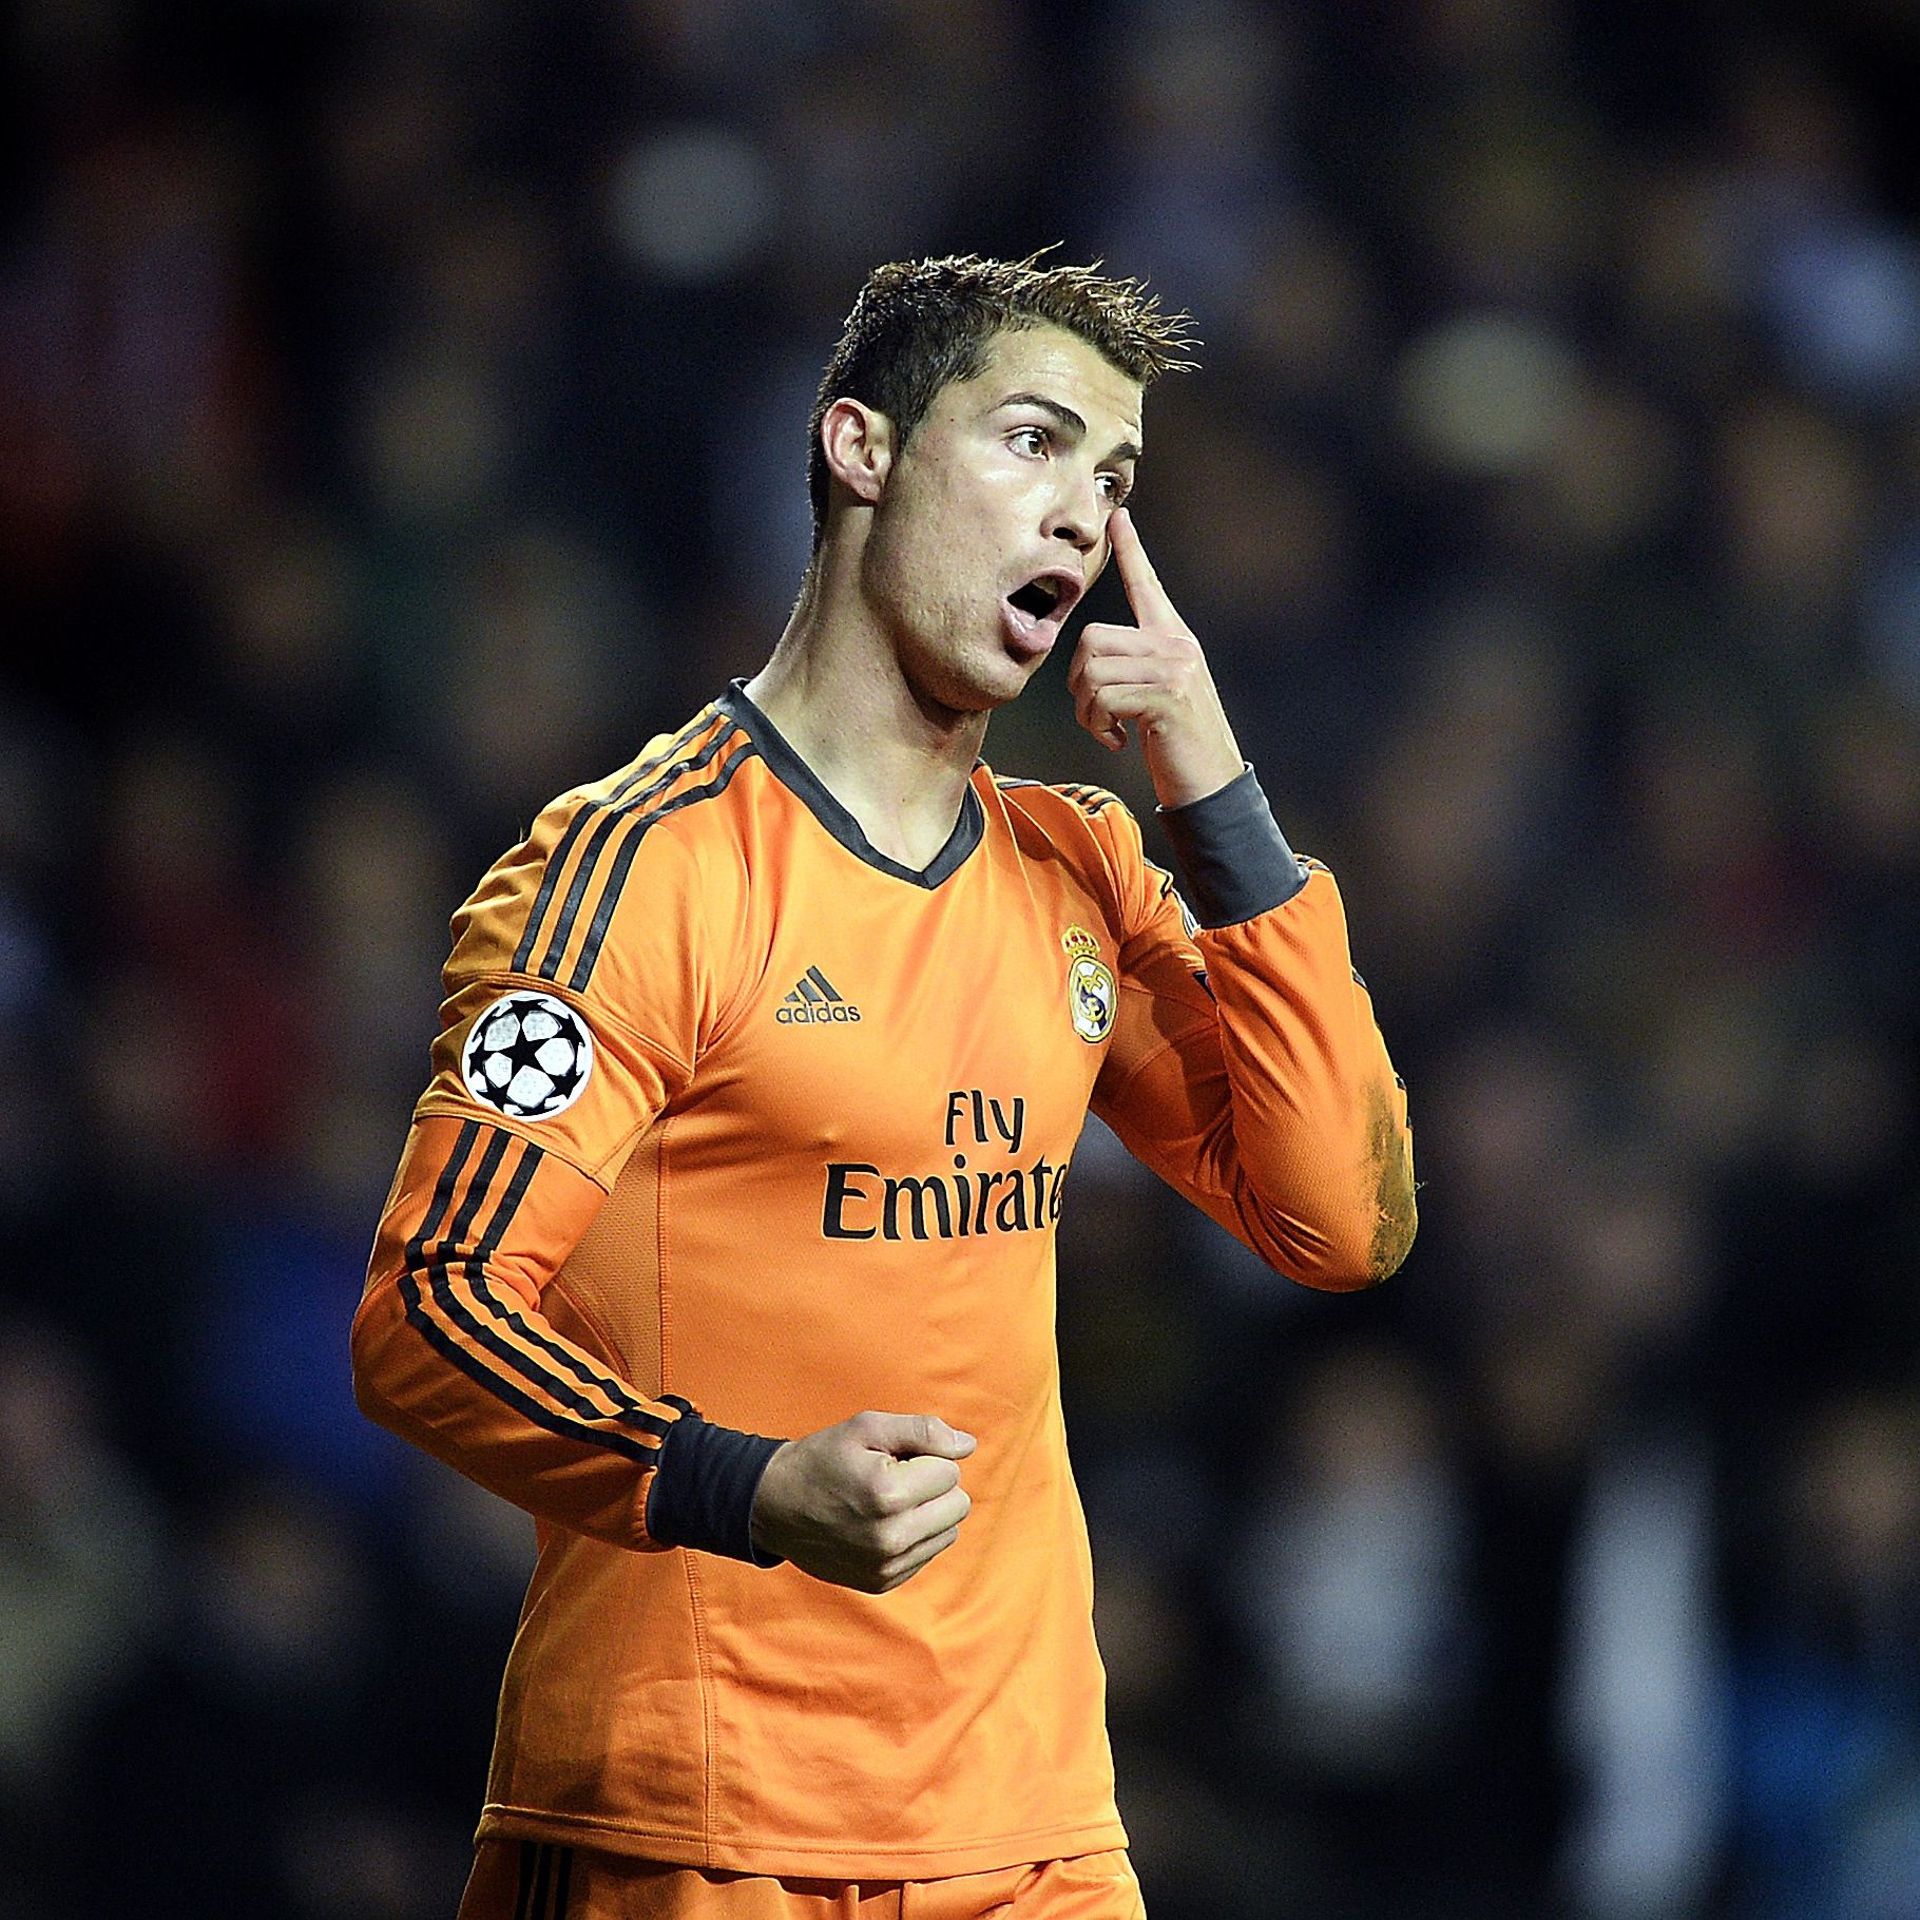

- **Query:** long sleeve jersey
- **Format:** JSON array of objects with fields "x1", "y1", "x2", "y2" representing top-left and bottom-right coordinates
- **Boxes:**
[{"x1": 353, "y1": 682, "x2": 1415, "y2": 1878}]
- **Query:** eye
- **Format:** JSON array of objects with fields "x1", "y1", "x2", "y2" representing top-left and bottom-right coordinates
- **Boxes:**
[
  {"x1": 1097, "y1": 471, "x2": 1133, "y2": 506},
  {"x1": 1010, "y1": 425, "x2": 1051, "y2": 457}
]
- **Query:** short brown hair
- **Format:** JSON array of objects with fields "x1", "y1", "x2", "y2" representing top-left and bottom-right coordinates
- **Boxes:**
[{"x1": 807, "y1": 252, "x2": 1198, "y2": 546}]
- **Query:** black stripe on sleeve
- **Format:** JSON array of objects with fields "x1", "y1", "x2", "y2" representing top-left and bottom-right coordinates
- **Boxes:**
[
  {"x1": 440, "y1": 1124, "x2": 515, "y2": 1255},
  {"x1": 403, "y1": 1118, "x2": 482, "y2": 1266},
  {"x1": 452, "y1": 1143, "x2": 674, "y2": 1438},
  {"x1": 398, "y1": 1133, "x2": 673, "y2": 1465},
  {"x1": 424, "y1": 1139, "x2": 672, "y2": 1438},
  {"x1": 527, "y1": 1843, "x2": 551, "y2": 1920},
  {"x1": 566, "y1": 739, "x2": 756, "y2": 991},
  {"x1": 401, "y1": 1277, "x2": 668, "y2": 1466},
  {"x1": 534, "y1": 724, "x2": 743, "y2": 982},
  {"x1": 533, "y1": 807, "x2": 626, "y2": 981},
  {"x1": 511, "y1": 806, "x2": 596, "y2": 973},
  {"x1": 513, "y1": 1842, "x2": 537, "y2": 1920},
  {"x1": 608, "y1": 710, "x2": 715, "y2": 804},
  {"x1": 509, "y1": 711, "x2": 716, "y2": 973},
  {"x1": 1061, "y1": 782, "x2": 1121, "y2": 817},
  {"x1": 550, "y1": 1847, "x2": 573, "y2": 1920}
]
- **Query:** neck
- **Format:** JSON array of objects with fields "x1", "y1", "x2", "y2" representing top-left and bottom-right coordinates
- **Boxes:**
[{"x1": 744, "y1": 535, "x2": 987, "y2": 872}]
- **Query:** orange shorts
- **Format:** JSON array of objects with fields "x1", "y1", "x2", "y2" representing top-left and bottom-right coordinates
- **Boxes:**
[{"x1": 456, "y1": 1841, "x2": 1145, "y2": 1920}]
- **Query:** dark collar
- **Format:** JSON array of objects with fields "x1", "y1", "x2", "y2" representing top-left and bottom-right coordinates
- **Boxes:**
[{"x1": 716, "y1": 682, "x2": 985, "y2": 889}]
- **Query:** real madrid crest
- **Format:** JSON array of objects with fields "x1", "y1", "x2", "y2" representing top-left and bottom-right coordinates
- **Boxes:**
[{"x1": 1061, "y1": 925, "x2": 1116, "y2": 1044}]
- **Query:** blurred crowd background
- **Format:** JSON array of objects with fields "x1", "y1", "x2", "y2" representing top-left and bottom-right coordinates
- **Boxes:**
[{"x1": 3, "y1": 0, "x2": 1919, "y2": 1915}]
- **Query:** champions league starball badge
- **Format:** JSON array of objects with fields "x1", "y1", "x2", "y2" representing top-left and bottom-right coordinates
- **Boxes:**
[
  {"x1": 1061, "y1": 925, "x2": 1116, "y2": 1044},
  {"x1": 461, "y1": 990, "x2": 594, "y2": 1120}
]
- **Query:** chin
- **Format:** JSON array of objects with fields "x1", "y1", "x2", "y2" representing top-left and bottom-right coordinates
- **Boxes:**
[
  {"x1": 905, "y1": 642, "x2": 1030, "y2": 720},
  {"x1": 959, "y1": 654, "x2": 1038, "y2": 713},
  {"x1": 922, "y1": 678, "x2": 1007, "y2": 723}
]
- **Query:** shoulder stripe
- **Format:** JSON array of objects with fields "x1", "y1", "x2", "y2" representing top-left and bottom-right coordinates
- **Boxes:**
[
  {"x1": 399, "y1": 1122, "x2": 675, "y2": 1464},
  {"x1": 509, "y1": 708, "x2": 725, "y2": 975},
  {"x1": 1060, "y1": 782, "x2": 1123, "y2": 817},
  {"x1": 531, "y1": 807, "x2": 628, "y2": 981},
  {"x1": 566, "y1": 735, "x2": 757, "y2": 991},
  {"x1": 610, "y1": 708, "x2": 719, "y2": 804},
  {"x1": 522, "y1": 710, "x2": 735, "y2": 976},
  {"x1": 532, "y1": 722, "x2": 749, "y2": 985},
  {"x1": 999, "y1": 776, "x2": 1122, "y2": 818},
  {"x1": 511, "y1": 805, "x2": 596, "y2": 974}
]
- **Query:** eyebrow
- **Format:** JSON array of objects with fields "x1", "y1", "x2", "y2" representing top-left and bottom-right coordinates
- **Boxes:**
[{"x1": 997, "y1": 392, "x2": 1143, "y2": 466}]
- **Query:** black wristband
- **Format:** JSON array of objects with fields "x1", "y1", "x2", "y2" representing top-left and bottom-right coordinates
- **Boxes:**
[
  {"x1": 1158, "y1": 765, "x2": 1307, "y2": 927},
  {"x1": 645, "y1": 1402, "x2": 786, "y2": 1565}
]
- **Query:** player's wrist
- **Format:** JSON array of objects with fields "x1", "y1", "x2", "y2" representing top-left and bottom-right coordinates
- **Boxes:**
[
  {"x1": 647, "y1": 1411, "x2": 789, "y2": 1566},
  {"x1": 748, "y1": 1441, "x2": 797, "y2": 1561},
  {"x1": 1158, "y1": 765, "x2": 1308, "y2": 926},
  {"x1": 1145, "y1": 732, "x2": 1247, "y2": 811}
]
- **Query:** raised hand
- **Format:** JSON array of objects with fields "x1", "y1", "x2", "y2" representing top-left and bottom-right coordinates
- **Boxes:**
[
  {"x1": 749, "y1": 1410, "x2": 976, "y2": 1593},
  {"x1": 1067, "y1": 508, "x2": 1245, "y2": 810}
]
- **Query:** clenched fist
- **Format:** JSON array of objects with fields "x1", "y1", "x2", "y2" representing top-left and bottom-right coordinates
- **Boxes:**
[{"x1": 750, "y1": 1410, "x2": 976, "y2": 1593}]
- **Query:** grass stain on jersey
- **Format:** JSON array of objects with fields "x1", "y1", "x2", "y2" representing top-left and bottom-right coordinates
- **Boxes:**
[{"x1": 1366, "y1": 1081, "x2": 1419, "y2": 1283}]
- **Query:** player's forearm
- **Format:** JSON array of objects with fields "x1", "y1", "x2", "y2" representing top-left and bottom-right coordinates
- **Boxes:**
[
  {"x1": 354, "y1": 1112, "x2": 786, "y2": 1559},
  {"x1": 352, "y1": 1275, "x2": 786, "y2": 1557},
  {"x1": 351, "y1": 1274, "x2": 664, "y2": 1545},
  {"x1": 1203, "y1": 916, "x2": 1414, "y2": 1286},
  {"x1": 1162, "y1": 773, "x2": 1415, "y2": 1288}
]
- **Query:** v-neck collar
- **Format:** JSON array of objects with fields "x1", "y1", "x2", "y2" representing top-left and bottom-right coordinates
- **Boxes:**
[{"x1": 718, "y1": 682, "x2": 985, "y2": 890}]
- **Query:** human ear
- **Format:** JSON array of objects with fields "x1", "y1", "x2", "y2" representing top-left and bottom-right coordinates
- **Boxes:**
[{"x1": 819, "y1": 398, "x2": 893, "y2": 510}]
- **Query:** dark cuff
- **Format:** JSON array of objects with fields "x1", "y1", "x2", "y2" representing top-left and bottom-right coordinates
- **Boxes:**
[
  {"x1": 1158, "y1": 765, "x2": 1307, "y2": 927},
  {"x1": 646, "y1": 1403, "x2": 786, "y2": 1565}
]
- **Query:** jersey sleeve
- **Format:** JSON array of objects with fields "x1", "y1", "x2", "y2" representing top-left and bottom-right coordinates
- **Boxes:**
[
  {"x1": 1086, "y1": 769, "x2": 1416, "y2": 1291},
  {"x1": 352, "y1": 768, "x2": 782, "y2": 1561}
]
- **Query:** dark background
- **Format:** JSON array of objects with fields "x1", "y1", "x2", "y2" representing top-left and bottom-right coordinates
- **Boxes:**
[{"x1": 3, "y1": 2, "x2": 1918, "y2": 1915}]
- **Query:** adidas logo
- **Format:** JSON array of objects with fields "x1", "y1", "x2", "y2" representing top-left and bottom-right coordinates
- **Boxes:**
[{"x1": 775, "y1": 965, "x2": 862, "y2": 1026}]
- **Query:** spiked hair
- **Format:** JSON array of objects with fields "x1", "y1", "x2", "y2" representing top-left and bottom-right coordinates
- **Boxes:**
[{"x1": 807, "y1": 252, "x2": 1198, "y2": 546}]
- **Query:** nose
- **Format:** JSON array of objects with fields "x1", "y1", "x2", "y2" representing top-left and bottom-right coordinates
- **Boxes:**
[{"x1": 1043, "y1": 480, "x2": 1100, "y2": 556}]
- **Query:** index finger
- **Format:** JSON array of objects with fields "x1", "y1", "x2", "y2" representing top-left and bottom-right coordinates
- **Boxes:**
[{"x1": 1107, "y1": 507, "x2": 1182, "y2": 629}]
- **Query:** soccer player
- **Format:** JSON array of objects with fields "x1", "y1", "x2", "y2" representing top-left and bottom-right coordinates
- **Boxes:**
[{"x1": 353, "y1": 254, "x2": 1416, "y2": 1920}]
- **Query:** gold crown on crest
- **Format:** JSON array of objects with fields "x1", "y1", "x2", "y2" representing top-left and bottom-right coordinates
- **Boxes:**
[{"x1": 1060, "y1": 925, "x2": 1101, "y2": 960}]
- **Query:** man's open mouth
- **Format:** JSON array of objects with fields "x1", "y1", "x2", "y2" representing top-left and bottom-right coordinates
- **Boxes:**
[
  {"x1": 1002, "y1": 570, "x2": 1082, "y2": 647},
  {"x1": 1008, "y1": 576, "x2": 1066, "y2": 621}
]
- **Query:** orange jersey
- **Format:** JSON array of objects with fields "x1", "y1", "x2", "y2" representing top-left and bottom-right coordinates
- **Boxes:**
[{"x1": 353, "y1": 684, "x2": 1414, "y2": 1879}]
